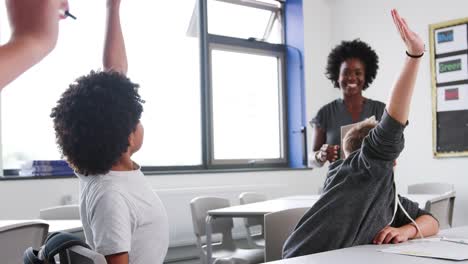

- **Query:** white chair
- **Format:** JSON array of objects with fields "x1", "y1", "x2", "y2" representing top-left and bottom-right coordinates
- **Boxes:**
[
  {"x1": 408, "y1": 182, "x2": 456, "y2": 229},
  {"x1": 40, "y1": 204, "x2": 85, "y2": 241},
  {"x1": 264, "y1": 207, "x2": 309, "y2": 262},
  {"x1": 61, "y1": 245, "x2": 107, "y2": 264},
  {"x1": 0, "y1": 221, "x2": 48, "y2": 264},
  {"x1": 39, "y1": 204, "x2": 80, "y2": 220},
  {"x1": 239, "y1": 192, "x2": 267, "y2": 248},
  {"x1": 190, "y1": 196, "x2": 264, "y2": 264}
]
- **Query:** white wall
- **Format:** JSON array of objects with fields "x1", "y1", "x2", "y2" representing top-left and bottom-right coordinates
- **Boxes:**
[
  {"x1": 0, "y1": 170, "x2": 321, "y2": 246},
  {"x1": 305, "y1": 0, "x2": 468, "y2": 225}
]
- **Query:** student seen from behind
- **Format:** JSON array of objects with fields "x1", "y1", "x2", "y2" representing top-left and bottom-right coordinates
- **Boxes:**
[
  {"x1": 50, "y1": 1, "x2": 169, "y2": 263},
  {"x1": 282, "y1": 9, "x2": 439, "y2": 258}
]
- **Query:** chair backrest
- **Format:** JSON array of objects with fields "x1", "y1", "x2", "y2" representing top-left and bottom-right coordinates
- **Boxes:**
[
  {"x1": 239, "y1": 192, "x2": 267, "y2": 228},
  {"x1": 408, "y1": 182, "x2": 456, "y2": 228},
  {"x1": 190, "y1": 197, "x2": 237, "y2": 264},
  {"x1": 426, "y1": 192, "x2": 456, "y2": 229},
  {"x1": 65, "y1": 245, "x2": 106, "y2": 264},
  {"x1": 408, "y1": 182, "x2": 454, "y2": 194},
  {"x1": 0, "y1": 221, "x2": 48, "y2": 264},
  {"x1": 190, "y1": 196, "x2": 236, "y2": 246},
  {"x1": 190, "y1": 197, "x2": 233, "y2": 237},
  {"x1": 264, "y1": 207, "x2": 309, "y2": 262},
  {"x1": 39, "y1": 204, "x2": 80, "y2": 220}
]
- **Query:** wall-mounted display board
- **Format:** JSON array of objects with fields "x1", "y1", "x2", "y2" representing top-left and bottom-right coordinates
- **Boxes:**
[{"x1": 430, "y1": 17, "x2": 468, "y2": 157}]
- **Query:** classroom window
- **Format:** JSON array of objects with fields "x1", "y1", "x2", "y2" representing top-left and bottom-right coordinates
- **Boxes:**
[
  {"x1": 0, "y1": 0, "x2": 299, "y2": 176},
  {"x1": 204, "y1": 0, "x2": 287, "y2": 167},
  {"x1": 0, "y1": 1, "x2": 202, "y2": 171},
  {"x1": 207, "y1": 0, "x2": 283, "y2": 43},
  {"x1": 211, "y1": 50, "x2": 284, "y2": 161}
]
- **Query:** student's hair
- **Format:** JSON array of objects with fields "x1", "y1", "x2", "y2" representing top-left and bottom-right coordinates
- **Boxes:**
[
  {"x1": 51, "y1": 70, "x2": 144, "y2": 176},
  {"x1": 343, "y1": 118, "x2": 378, "y2": 155},
  {"x1": 325, "y1": 39, "x2": 379, "y2": 90}
]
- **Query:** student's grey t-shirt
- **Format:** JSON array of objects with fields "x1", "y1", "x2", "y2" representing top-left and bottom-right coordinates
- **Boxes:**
[
  {"x1": 310, "y1": 98, "x2": 386, "y2": 147},
  {"x1": 283, "y1": 111, "x2": 433, "y2": 258},
  {"x1": 77, "y1": 168, "x2": 169, "y2": 264}
]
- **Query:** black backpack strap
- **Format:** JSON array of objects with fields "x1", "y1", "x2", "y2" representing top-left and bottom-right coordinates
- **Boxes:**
[
  {"x1": 42, "y1": 232, "x2": 90, "y2": 263},
  {"x1": 23, "y1": 232, "x2": 90, "y2": 264},
  {"x1": 23, "y1": 248, "x2": 43, "y2": 264}
]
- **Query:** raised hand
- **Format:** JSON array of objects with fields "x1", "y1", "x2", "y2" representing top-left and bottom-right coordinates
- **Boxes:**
[
  {"x1": 6, "y1": 0, "x2": 68, "y2": 52},
  {"x1": 391, "y1": 9, "x2": 424, "y2": 56},
  {"x1": 103, "y1": 0, "x2": 128, "y2": 74}
]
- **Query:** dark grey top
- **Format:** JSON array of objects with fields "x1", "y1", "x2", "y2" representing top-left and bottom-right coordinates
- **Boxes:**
[
  {"x1": 283, "y1": 111, "x2": 433, "y2": 258},
  {"x1": 310, "y1": 98, "x2": 386, "y2": 147}
]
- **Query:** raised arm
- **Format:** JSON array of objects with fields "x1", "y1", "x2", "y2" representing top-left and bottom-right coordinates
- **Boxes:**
[
  {"x1": 357, "y1": 10, "x2": 424, "y2": 162},
  {"x1": 386, "y1": 9, "x2": 425, "y2": 125},
  {"x1": 0, "y1": 0, "x2": 67, "y2": 90},
  {"x1": 103, "y1": 0, "x2": 127, "y2": 74}
]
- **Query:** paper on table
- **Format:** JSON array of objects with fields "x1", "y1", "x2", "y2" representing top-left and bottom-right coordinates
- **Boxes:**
[
  {"x1": 441, "y1": 237, "x2": 468, "y2": 245},
  {"x1": 380, "y1": 238, "x2": 468, "y2": 261}
]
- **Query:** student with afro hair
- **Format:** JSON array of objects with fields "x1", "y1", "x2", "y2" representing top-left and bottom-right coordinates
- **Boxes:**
[
  {"x1": 50, "y1": 1, "x2": 169, "y2": 263},
  {"x1": 310, "y1": 38, "x2": 385, "y2": 169}
]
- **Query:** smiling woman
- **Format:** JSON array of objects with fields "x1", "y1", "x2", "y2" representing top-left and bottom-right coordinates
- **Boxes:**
[{"x1": 309, "y1": 39, "x2": 386, "y2": 168}]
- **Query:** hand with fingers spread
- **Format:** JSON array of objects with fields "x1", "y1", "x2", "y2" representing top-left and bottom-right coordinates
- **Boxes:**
[{"x1": 391, "y1": 9, "x2": 425, "y2": 57}]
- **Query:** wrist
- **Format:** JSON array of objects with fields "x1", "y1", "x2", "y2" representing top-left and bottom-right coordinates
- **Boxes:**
[
  {"x1": 9, "y1": 35, "x2": 55, "y2": 60},
  {"x1": 404, "y1": 224, "x2": 418, "y2": 239},
  {"x1": 406, "y1": 50, "x2": 424, "y2": 58},
  {"x1": 107, "y1": 0, "x2": 121, "y2": 8}
]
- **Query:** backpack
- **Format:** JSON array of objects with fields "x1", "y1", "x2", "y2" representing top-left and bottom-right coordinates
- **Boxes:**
[{"x1": 23, "y1": 232, "x2": 90, "y2": 264}]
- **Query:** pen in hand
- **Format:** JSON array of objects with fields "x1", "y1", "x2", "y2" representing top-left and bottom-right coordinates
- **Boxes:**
[
  {"x1": 64, "y1": 10, "x2": 77, "y2": 20},
  {"x1": 60, "y1": 10, "x2": 77, "y2": 20}
]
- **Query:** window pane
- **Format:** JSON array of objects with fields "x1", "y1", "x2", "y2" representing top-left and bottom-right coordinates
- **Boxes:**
[
  {"x1": 211, "y1": 50, "x2": 283, "y2": 160},
  {"x1": 122, "y1": 2, "x2": 201, "y2": 167},
  {"x1": 0, "y1": 1, "x2": 201, "y2": 169},
  {"x1": 0, "y1": 2, "x2": 104, "y2": 169},
  {"x1": 208, "y1": 0, "x2": 282, "y2": 42},
  {"x1": 268, "y1": 17, "x2": 283, "y2": 44}
]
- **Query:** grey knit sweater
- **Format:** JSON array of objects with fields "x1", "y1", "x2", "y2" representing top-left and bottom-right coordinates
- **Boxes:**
[{"x1": 283, "y1": 111, "x2": 432, "y2": 258}]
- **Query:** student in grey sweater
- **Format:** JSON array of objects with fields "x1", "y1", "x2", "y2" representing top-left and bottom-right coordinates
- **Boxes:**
[{"x1": 283, "y1": 9, "x2": 439, "y2": 258}]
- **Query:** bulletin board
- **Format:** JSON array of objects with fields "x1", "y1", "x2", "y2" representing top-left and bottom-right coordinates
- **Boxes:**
[{"x1": 430, "y1": 17, "x2": 468, "y2": 158}]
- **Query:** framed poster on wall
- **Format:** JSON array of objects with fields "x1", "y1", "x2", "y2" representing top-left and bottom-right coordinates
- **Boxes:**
[{"x1": 430, "y1": 17, "x2": 468, "y2": 158}]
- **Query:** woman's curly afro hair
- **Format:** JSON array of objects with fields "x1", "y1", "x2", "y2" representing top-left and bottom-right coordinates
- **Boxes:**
[
  {"x1": 51, "y1": 70, "x2": 144, "y2": 176},
  {"x1": 325, "y1": 39, "x2": 379, "y2": 90}
]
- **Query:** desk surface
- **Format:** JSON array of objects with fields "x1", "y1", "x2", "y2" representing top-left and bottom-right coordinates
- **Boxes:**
[
  {"x1": 209, "y1": 198, "x2": 319, "y2": 217},
  {"x1": 265, "y1": 226, "x2": 468, "y2": 264},
  {"x1": 0, "y1": 219, "x2": 82, "y2": 233},
  {"x1": 208, "y1": 194, "x2": 438, "y2": 217}
]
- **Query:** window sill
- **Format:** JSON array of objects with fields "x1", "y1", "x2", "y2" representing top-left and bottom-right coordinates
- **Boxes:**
[{"x1": 0, "y1": 167, "x2": 311, "y2": 181}]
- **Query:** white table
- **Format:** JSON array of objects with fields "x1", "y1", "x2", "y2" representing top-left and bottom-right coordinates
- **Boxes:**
[
  {"x1": 264, "y1": 226, "x2": 468, "y2": 264},
  {"x1": 0, "y1": 219, "x2": 82, "y2": 234},
  {"x1": 205, "y1": 194, "x2": 440, "y2": 263}
]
